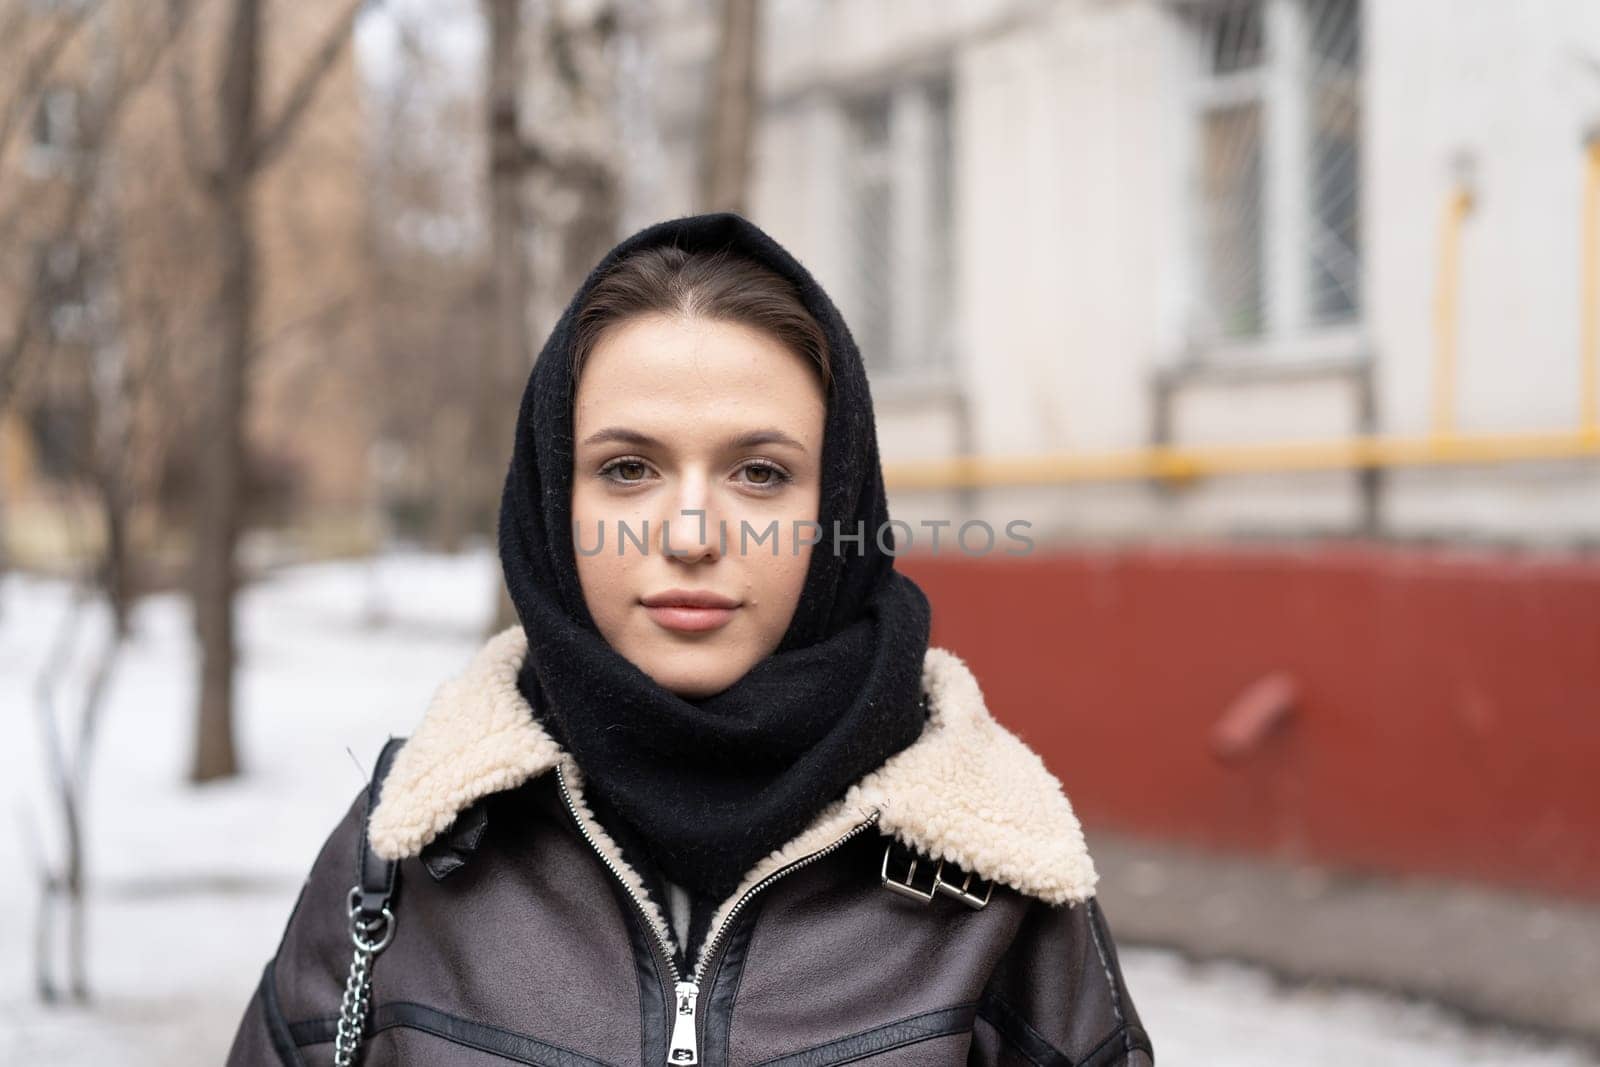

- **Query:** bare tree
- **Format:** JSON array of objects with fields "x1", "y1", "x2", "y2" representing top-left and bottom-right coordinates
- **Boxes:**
[
  {"x1": 481, "y1": 0, "x2": 533, "y2": 567},
  {"x1": 364, "y1": 0, "x2": 494, "y2": 557},
  {"x1": 479, "y1": 0, "x2": 626, "y2": 635},
  {"x1": 167, "y1": 0, "x2": 365, "y2": 782},
  {"x1": 29, "y1": 312, "x2": 163, "y2": 1001},
  {"x1": 12, "y1": 1, "x2": 189, "y2": 1001},
  {"x1": 0, "y1": 2, "x2": 95, "y2": 406},
  {"x1": 31, "y1": 348, "x2": 149, "y2": 1000},
  {"x1": 32, "y1": 571, "x2": 118, "y2": 1002},
  {"x1": 529, "y1": 0, "x2": 624, "y2": 295},
  {"x1": 699, "y1": 0, "x2": 758, "y2": 214}
]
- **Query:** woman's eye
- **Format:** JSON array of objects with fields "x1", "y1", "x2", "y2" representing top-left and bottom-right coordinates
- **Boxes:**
[
  {"x1": 740, "y1": 461, "x2": 792, "y2": 489},
  {"x1": 597, "y1": 458, "x2": 790, "y2": 489},
  {"x1": 600, "y1": 458, "x2": 652, "y2": 484}
]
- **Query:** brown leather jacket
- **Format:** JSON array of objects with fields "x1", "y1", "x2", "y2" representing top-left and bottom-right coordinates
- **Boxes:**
[{"x1": 226, "y1": 627, "x2": 1154, "y2": 1066}]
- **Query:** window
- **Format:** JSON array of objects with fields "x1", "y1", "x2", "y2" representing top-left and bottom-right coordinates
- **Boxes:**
[
  {"x1": 843, "y1": 77, "x2": 955, "y2": 376},
  {"x1": 27, "y1": 400, "x2": 87, "y2": 482},
  {"x1": 846, "y1": 94, "x2": 893, "y2": 373},
  {"x1": 32, "y1": 85, "x2": 83, "y2": 155},
  {"x1": 926, "y1": 79, "x2": 954, "y2": 366},
  {"x1": 1200, "y1": 99, "x2": 1265, "y2": 338},
  {"x1": 1307, "y1": 0, "x2": 1360, "y2": 324},
  {"x1": 35, "y1": 241, "x2": 89, "y2": 343},
  {"x1": 1183, "y1": 0, "x2": 1362, "y2": 347}
]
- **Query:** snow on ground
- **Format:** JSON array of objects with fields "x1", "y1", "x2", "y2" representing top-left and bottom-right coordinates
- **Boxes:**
[
  {"x1": 1120, "y1": 948, "x2": 1597, "y2": 1066},
  {"x1": 1, "y1": 548, "x2": 501, "y2": 1065},
  {"x1": 1, "y1": 549, "x2": 1595, "y2": 1066}
]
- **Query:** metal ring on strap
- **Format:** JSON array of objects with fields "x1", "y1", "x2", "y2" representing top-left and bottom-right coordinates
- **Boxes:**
[{"x1": 347, "y1": 886, "x2": 397, "y2": 955}]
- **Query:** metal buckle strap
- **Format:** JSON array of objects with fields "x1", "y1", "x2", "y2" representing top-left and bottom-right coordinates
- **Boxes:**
[
  {"x1": 931, "y1": 864, "x2": 994, "y2": 910},
  {"x1": 880, "y1": 841, "x2": 939, "y2": 903},
  {"x1": 879, "y1": 840, "x2": 994, "y2": 910}
]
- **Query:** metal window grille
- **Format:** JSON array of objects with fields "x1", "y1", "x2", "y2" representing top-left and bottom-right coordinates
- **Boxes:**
[
  {"x1": 1185, "y1": 0, "x2": 1362, "y2": 344},
  {"x1": 847, "y1": 93, "x2": 894, "y2": 372},
  {"x1": 926, "y1": 78, "x2": 955, "y2": 372},
  {"x1": 1307, "y1": 0, "x2": 1361, "y2": 325},
  {"x1": 844, "y1": 78, "x2": 955, "y2": 375}
]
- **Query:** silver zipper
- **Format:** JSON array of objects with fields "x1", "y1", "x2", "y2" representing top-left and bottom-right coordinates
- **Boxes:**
[
  {"x1": 554, "y1": 760, "x2": 881, "y2": 1066},
  {"x1": 672, "y1": 807, "x2": 883, "y2": 1062},
  {"x1": 554, "y1": 762, "x2": 681, "y2": 983},
  {"x1": 689, "y1": 808, "x2": 882, "y2": 988},
  {"x1": 666, "y1": 979, "x2": 700, "y2": 1063}
]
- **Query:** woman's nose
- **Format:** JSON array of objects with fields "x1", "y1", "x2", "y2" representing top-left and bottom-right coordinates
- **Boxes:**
[{"x1": 661, "y1": 473, "x2": 721, "y2": 562}]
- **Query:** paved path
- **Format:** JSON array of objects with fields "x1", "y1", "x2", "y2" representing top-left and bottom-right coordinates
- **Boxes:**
[{"x1": 1090, "y1": 829, "x2": 1600, "y2": 1050}]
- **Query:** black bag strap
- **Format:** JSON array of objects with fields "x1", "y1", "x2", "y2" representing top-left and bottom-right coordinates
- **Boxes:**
[
  {"x1": 354, "y1": 736, "x2": 407, "y2": 922},
  {"x1": 333, "y1": 736, "x2": 409, "y2": 1066}
]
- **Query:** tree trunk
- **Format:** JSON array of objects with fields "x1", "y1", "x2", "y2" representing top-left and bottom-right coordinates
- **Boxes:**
[
  {"x1": 192, "y1": 0, "x2": 262, "y2": 783},
  {"x1": 700, "y1": 0, "x2": 759, "y2": 214},
  {"x1": 101, "y1": 476, "x2": 132, "y2": 637},
  {"x1": 482, "y1": 0, "x2": 531, "y2": 636}
]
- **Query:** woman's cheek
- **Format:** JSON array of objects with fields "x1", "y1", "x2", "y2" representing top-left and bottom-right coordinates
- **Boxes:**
[
  {"x1": 573, "y1": 533, "x2": 635, "y2": 632},
  {"x1": 770, "y1": 534, "x2": 814, "y2": 612}
]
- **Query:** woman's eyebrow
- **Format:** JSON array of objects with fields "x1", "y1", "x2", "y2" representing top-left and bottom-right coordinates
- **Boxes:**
[{"x1": 579, "y1": 427, "x2": 809, "y2": 452}]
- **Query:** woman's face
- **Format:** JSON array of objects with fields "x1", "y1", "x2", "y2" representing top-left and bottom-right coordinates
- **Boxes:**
[{"x1": 571, "y1": 312, "x2": 825, "y2": 700}]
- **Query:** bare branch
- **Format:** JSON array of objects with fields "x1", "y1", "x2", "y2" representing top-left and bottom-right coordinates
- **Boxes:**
[
  {"x1": 520, "y1": 137, "x2": 615, "y2": 189},
  {"x1": 0, "y1": 309, "x2": 35, "y2": 410},
  {"x1": 0, "y1": 0, "x2": 33, "y2": 68},
  {"x1": 69, "y1": 616, "x2": 124, "y2": 800},
  {"x1": 253, "y1": 290, "x2": 355, "y2": 357},
  {"x1": 164, "y1": 0, "x2": 218, "y2": 188},
  {"x1": 250, "y1": 0, "x2": 366, "y2": 174},
  {"x1": 2, "y1": 0, "x2": 199, "y2": 409},
  {"x1": 0, "y1": 4, "x2": 91, "y2": 161}
]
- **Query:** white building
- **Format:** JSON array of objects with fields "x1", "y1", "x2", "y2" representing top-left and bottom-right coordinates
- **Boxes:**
[{"x1": 633, "y1": 0, "x2": 1600, "y2": 546}]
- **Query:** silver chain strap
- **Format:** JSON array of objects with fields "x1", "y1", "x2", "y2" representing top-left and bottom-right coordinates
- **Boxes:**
[{"x1": 334, "y1": 887, "x2": 395, "y2": 1067}]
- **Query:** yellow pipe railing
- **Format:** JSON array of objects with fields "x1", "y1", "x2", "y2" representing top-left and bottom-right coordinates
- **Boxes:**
[
  {"x1": 882, "y1": 429, "x2": 1600, "y2": 490},
  {"x1": 1431, "y1": 182, "x2": 1474, "y2": 438}
]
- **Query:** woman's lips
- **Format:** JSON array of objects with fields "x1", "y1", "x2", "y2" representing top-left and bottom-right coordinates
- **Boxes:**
[{"x1": 643, "y1": 604, "x2": 738, "y2": 633}]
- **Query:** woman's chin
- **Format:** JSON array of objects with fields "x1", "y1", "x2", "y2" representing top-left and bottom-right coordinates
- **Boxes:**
[{"x1": 629, "y1": 645, "x2": 755, "y2": 701}]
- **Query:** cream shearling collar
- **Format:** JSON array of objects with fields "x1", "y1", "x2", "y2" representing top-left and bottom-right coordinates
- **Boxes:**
[{"x1": 367, "y1": 626, "x2": 1099, "y2": 924}]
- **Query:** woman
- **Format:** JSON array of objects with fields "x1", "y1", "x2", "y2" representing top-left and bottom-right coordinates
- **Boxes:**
[{"x1": 226, "y1": 212, "x2": 1154, "y2": 1066}]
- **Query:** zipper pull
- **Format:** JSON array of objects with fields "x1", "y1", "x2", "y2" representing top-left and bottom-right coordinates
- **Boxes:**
[{"x1": 666, "y1": 979, "x2": 700, "y2": 1064}]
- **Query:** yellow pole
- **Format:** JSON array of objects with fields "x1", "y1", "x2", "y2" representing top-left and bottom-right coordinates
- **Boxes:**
[
  {"x1": 1432, "y1": 182, "x2": 1473, "y2": 438},
  {"x1": 1582, "y1": 135, "x2": 1600, "y2": 437}
]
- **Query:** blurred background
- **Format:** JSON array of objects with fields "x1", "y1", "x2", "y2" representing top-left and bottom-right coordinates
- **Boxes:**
[{"x1": 2, "y1": 0, "x2": 1598, "y2": 1063}]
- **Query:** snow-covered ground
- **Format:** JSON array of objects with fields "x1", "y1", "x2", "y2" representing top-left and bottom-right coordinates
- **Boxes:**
[{"x1": 1, "y1": 549, "x2": 1595, "y2": 1066}]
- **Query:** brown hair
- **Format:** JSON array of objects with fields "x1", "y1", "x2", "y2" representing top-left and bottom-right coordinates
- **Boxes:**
[{"x1": 570, "y1": 245, "x2": 832, "y2": 393}]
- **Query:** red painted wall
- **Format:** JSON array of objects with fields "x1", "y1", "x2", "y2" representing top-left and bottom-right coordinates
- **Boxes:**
[{"x1": 901, "y1": 545, "x2": 1600, "y2": 901}]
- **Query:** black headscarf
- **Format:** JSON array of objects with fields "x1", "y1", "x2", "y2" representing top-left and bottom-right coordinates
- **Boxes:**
[{"x1": 498, "y1": 212, "x2": 932, "y2": 912}]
